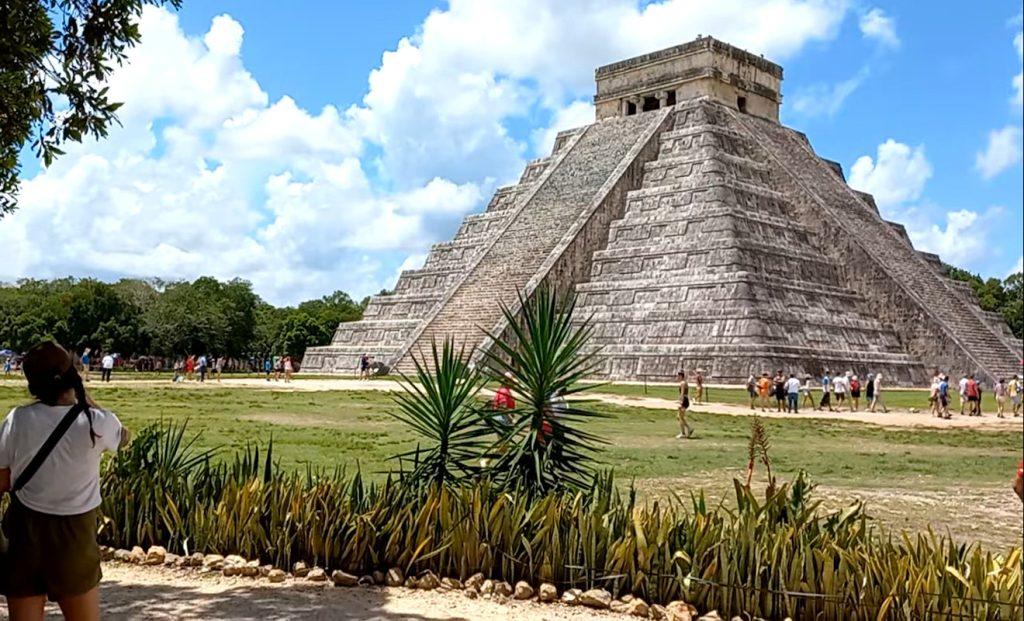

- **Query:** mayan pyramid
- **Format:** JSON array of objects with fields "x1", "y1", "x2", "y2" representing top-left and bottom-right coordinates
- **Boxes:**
[{"x1": 303, "y1": 37, "x2": 1023, "y2": 384}]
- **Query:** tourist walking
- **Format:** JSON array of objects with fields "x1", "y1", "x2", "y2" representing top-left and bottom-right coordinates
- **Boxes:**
[
  {"x1": 994, "y1": 378, "x2": 1007, "y2": 418},
  {"x1": 964, "y1": 374, "x2": 981, "y2": 416},
  {"x1": 185, "y1": 355, "x2": 195, "y2": 381},
  {"x1": 694, "y1": 371, "x2": 704, "y2": 405},
  {"x1": 0, "y1": 341, "x2": 128, "y2": 621},
  {"x1": 818, "y1": 371, "x2": 834, "y2": 412},
  {"x1": 756, "y1": 373, "x2": 771, "y2": 412},
  {"x1": 801, "y1": 375, "x2": 814, "y2": 409},
  {"x1": 833, "y1": 373, "x2": 848, "y2": 410},
  {"x1": 928, "y1": 373, "x2": 942, "y2": 417},
  {"x1": 745, "y1": 374, "x2": 757, "y2": 410},
  {"x1": 197, "y1": 354, "x2": 208, "y2": 383},
  {"x1": 263, "y1": 357, "x2": 272, "y2": 381},
  {"x1": 100, "y1": 352, "x2": 114, "y2": 382},
  {"x1": 785, "y1": 373, "x2": 801, "y2": 413},
  {"x1": 849, "y1": 375, "x2": 861, "y2": 411},
  {"x1": 870, "y1": 373, "x2": 887, "y2": 413},
  {"x1": 864, "y1": 372, "x2": 875, "y2": 407},
  {"x1": 676, "y1": 371, "x2": 693, "y2": 439},
  {"x1": 1010, "y1": 374, "x2": 1022, "y2": 416},
  {"x1": 3, "y1": 357, "x2": 11, "y2": 377},
  {"x1": 773, "y1": 370, "x2": 786, "y2": 412},
  {"x1": 938, "y1": 374, "x2": 951, "y2": 419},
  {"x1": 359, "y1": 353, "x2": 370, "y2": 379},
  {"x1": 214, "y1": 356, "x2": 225, "y2": 382},
  {"x1": 283, "y1": 356, "x2": 293, "y2": 382},
  {"x1": 80, "y1": 349, "x2": 90, "y2": 382}
]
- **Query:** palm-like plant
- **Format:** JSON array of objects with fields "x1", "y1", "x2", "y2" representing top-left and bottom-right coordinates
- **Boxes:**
[
  {"x1": 480, "y1": 287, "x2": 607, "y2": 493},
  {"x1": 390, "y1": 338, "x2": 489, "y2": 487}
]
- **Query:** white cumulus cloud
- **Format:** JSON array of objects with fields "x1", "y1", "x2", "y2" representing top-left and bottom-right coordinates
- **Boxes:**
[
  {"x1": 975, "y1": 125, "x2": 1023, "y2": 179},
  {"x1": 859, "y1": 8, "x2": 900, "y2": 48},
  {"x1": 7, "y1": 1, "x2": 859, "y2": 304},
  {"x1": 790, "y1": 67, "x2": 869, "y2": 117},
  {"x1": 848, "y1": 139, "x2": 932, "y2": 210}
]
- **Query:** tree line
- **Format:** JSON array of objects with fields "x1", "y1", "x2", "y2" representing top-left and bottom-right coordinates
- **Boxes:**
[{"x1": 0, "y1": 277, "x2": 367, "y2": 359}]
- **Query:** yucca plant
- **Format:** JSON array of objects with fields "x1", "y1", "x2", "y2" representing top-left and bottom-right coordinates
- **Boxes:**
[
  {"x1": 389, "y1": 337, "x2": 490, "y2": 487},
  {"x1": 479, "y1": 287, "x2": 607, "y2": 494}
]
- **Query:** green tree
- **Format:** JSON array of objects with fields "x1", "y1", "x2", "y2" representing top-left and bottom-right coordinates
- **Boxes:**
[
  {"x1": 1002, "y1": 272, "x2": 1023, "y2": 339},
  {"x1": 144, "y1": 280, "x2": 230, "y2": 356},
  {"x1": 1, "y1": 0, "x2": 182, "y2": 215}
]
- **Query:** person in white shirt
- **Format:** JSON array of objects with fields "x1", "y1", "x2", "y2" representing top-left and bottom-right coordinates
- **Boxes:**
[
  {"x1": 833, "y1": 373, "x2": 847, "y2": 409},
  {"x1": 800, "y1": 375, "x2": 814, "y2": 409},
  {"x1": 957, "y1": 374, "x2": 969, "y2": 416},
  {"x1": 785, "y1": 373, "x2": 802, "y2": 413},
  {"x1": 100, "y1": 353, "x2": 114, "y2": 382},
  {"x1": 0, "y1": 342, "x2": 128, "y2": 620},
  {"x1": 870, "y1": 373, "x2": 887, "y2": 413}
]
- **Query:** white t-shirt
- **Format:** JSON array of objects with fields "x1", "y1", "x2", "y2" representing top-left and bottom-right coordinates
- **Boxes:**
[
  {"x1": 958, "y1": 377, "x2": 968, "y2": 396},
  {"x1": 785, "y1": 377, "x2": 801, "y2": 393},
  {"x1": 0, "y1": 403, "x2": 122, "y2": 515},
  {"x1": 101, "y1": 355, "x2": 114, "y2": 370},
  {"x1": 834, "y1": 377, "x2": 847, "y2": 394}
]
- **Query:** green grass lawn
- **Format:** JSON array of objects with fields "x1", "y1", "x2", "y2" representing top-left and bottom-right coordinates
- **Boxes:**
[
  {"x1": 1, "y1": 381, "x2": 1020, "y2": 547},
  {"x1": 0, "y1": 382, "x2": 1015, "y2": 487}
]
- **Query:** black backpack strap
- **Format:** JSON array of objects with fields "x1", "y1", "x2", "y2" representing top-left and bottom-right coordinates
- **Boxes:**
[{"x1": 12, "y1": 403, "x2": 86, "y2": 493}]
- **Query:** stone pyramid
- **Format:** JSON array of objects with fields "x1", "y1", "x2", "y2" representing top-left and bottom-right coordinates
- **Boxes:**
[{"x1": 304, "y1": 37, "x2": 1022, "y2": 384}]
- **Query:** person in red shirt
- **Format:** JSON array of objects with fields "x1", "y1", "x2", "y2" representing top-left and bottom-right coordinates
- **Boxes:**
[{"x1": 491, "y1": 372, "x2": 515, "y2": 425}]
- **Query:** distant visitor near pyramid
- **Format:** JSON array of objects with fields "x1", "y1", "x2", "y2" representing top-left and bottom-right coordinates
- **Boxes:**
[{"x1": 304, "y1": 37, "x2": 1023, "y2": 384}]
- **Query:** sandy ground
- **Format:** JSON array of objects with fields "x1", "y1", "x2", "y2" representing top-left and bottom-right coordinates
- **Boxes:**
[
  {"x1": 41, "y1": 375, "x2": 1021, "y2": 431},
  {"x1": 3, "y1": 563, "x2": 619, "y2": 621}
]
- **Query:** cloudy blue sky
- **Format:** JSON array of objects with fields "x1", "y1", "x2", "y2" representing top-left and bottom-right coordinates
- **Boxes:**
[{"x1": 4, "y1": 0, "x2": 1022, "y2": 305}]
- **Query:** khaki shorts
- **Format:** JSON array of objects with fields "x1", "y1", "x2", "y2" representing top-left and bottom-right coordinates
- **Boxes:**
[{"x1": 1, "y1": 497, "x2": 102, "y2": 601}]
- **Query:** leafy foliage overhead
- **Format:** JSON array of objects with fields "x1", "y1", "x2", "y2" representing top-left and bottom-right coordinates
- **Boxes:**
[{"x1": 1, "y1": 0, "x2": 182, "y2": 216}]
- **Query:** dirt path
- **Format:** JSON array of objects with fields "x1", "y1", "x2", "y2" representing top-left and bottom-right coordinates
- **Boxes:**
[
  {"x1": 5, "y1": 564, "x2": 617, "y2": 621},
  {"x1": 45, "y1": 376, "x2": 1019, "y2": 431}
]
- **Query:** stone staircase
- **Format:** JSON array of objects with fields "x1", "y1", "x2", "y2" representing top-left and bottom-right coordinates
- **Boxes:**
[
  {"x1": 735, "y1": 111, "x2": 1023, "y2": 383},
  {"x1": 572, "y1": 99, "x2": 921, "y2": 382},
  {"x1": 301, "y1": 133, "x2": 580, "y2": 373},
  {"x1": 388, "y1": 109, "x2": 671, "y2": 373}
]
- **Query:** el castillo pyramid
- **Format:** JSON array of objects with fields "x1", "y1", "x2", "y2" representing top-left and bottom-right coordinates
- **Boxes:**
[{"x1": 304, "y1": 37, "x2": 1023, "y2": 384}]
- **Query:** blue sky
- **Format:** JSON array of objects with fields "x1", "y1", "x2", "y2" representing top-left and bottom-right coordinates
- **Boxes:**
[{"x1": 4, "y1": 1, "x2": 1022, "y2": 305}]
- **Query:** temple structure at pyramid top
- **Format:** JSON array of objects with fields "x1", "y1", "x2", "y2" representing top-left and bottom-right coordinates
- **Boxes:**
[
  {"x1": 303, "y1": 37, "x2": 1022, "y2": 384},
  {"x1": 593, "y1": 37, "x2": 782, "y2": 122}
]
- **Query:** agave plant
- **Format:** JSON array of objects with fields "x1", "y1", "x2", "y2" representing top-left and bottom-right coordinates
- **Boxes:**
[
  {"x1": 479, "y1": 287, "x2": 608, "y2": 493},
  {"x1": 389, "y1": 337, "x2": 489, "y2": 487}
]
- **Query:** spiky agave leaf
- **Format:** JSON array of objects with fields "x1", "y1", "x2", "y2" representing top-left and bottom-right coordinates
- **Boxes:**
[
  {"x1": 389, "y1": 337, "x2": 490, "y2": 488},
  {"x1": 479, "y1": 286, "x2": 609, "y2": 494}
]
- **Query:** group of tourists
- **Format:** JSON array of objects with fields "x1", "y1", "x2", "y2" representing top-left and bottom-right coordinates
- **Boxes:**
[
  {"x1": 744, "y1": 370, "x2": 886, "y2": 414},
  {"x1": 173, "y1": 354, "x2": 226, "y2": 383},
  {"x1": 262, "y1": 355, "x2": 294, "y2": 382},
  {"x1": 78, "y1": 348, "x2": 116, "y2": 383},
  {"x1": 928, "y1": 372, "x2": 1021, "y2": 419}
]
